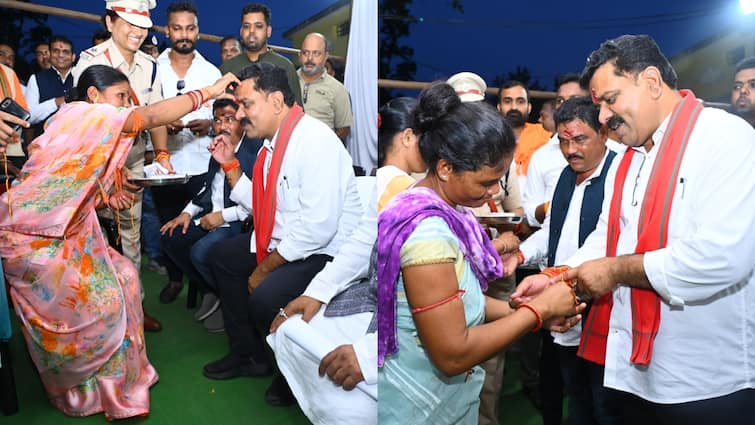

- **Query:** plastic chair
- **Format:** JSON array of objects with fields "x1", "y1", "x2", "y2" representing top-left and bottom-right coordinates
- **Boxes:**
[{"x1": 0, "y1": 261, "x2": 18, "y2": 415}]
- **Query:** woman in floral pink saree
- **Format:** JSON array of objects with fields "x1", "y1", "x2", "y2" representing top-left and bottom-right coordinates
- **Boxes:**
[{"x1": 0, "y1": 65, "x2": 238, "y2": 419}]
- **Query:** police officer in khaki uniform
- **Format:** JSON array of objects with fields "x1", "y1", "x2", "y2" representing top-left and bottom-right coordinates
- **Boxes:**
[{"x1": 72, "y1": 0, "x2": 174, "y2": 332}]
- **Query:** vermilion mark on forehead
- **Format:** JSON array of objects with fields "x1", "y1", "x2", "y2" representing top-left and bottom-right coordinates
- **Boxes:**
[
  {"x1": 591, "y1": 88, "x2": 598, "y2": 103},
  {"x1": 562, "y1": 127, "x2": 575, "y2": 138}
]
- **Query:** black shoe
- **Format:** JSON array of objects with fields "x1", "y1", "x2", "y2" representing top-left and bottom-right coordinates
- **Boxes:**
[
  {"x1": 202, "y1": 353, "x2": 272, "y2": 380},
  {"x1": 159, "y1": 281, "x2": 183, "y2": 304},
  {"x1": 264, "y1": 374, "x2": 296, "y2": 407}
]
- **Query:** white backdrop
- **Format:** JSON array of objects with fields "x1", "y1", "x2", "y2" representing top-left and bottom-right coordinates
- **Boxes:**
[{"x1": 344, "y1": 0, "x2": 378, "y2": 174}]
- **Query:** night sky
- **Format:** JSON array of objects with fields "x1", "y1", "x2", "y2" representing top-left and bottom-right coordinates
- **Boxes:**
[
  {"x1": 384, "y1": 0, "x2": 754, "y2": 91},
  {"x1": 17, "y1": 0, "x2": 339, "y2": 66}
]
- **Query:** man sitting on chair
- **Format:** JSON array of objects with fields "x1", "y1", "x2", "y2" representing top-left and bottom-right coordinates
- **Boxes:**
[{"x1": 160, "y1": 98, "x2": 261, "y2": 327}]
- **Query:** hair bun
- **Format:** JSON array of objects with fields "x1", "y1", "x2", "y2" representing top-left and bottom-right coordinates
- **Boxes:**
[
  {"x1": 414, "y1": 82, "x2": 461, "y2": 133},
  {"x1": 64, "y1": 87, "x2": 82, "y2": 103}
]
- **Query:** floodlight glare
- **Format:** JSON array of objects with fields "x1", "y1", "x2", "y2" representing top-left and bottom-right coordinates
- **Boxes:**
[{"x1": 741, "y1": 0, "x2": 755, "y2": 15}]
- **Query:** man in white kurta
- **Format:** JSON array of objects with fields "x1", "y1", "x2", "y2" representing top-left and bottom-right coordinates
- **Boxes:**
[
  {"x1": 518, "y1": 34, "x2": 755, "y2": 424},
  {"x1": 268, "y1": 185, "x2": 377, "y2": 425}
]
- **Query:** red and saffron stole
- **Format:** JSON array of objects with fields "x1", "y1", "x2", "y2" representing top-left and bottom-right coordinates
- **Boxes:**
[
  {"x1": 578, "y1": 90, "x2": 703, "y2": 366},
  {"x1": 251, "y1": 103, "x2": 305, "y2": 263}
]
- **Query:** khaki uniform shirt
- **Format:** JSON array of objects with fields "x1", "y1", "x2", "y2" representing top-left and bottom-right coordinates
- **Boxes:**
[
  {"x1": 72, "y1": 38, "x2": 163, "y2": 168},
  {"x1": 297, "y1": 69, "x2": 352, "y2": 131}
]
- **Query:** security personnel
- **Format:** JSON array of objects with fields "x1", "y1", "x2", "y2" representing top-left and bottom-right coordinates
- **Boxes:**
[{"x1": 72, "y1": 0, "x2": 172, "y2": 332}]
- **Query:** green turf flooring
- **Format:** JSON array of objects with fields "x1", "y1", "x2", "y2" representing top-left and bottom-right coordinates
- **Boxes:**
[
  {"x1": 3, "y1": 263, "x2": 549, "y2": 424},
  {"x1": 3, "y1": 264, "x2": 311, "y2": 424}
]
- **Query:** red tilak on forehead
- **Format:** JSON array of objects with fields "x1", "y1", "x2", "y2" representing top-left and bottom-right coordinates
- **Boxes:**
[
  {"x1": 591, "y1": 88, "x2": 599, "y2": 103},
  {"x1": 562, "y1": 127, "x2": 575, "y2": 138}
]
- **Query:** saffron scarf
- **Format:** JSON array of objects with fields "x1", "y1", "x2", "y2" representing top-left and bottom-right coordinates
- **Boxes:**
[
  {"x1": 578, "y1": 90, "x2": 702, "y2": 366},
  {"x1": 252, "y1": 103, "x2": 305, "y2": 263},
  {"x1": 377, "y1": 186, "x2": 502, "y2": 366}
]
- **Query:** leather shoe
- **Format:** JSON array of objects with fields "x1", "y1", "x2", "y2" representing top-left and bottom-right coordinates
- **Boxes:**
[
  {"x1": 265, "y1": 374, "x2": 296, "y2": 407},
  {"x1": 143, "y1": 310, "x2": 162, "y2": 332},
  {"x1": 203, "y1": 353, "x2": 272, "y2": 380},
  {"x1": 159, "y1": 281, "x2": 183, "y2": 304}
]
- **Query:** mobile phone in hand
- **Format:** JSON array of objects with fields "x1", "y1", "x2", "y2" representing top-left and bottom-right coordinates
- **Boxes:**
[{"x1": 0, "y1": 97, "x2": 31, "y2": 132}]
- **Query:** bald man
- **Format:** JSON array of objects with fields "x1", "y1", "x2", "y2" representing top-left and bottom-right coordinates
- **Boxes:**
[{"x1": 297, "y1": 33, "x2": 352, "y2": 142}]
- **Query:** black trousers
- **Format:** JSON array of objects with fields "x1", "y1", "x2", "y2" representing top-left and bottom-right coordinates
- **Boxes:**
[
  {"x1": 151, "y1": 174, "x2": 206, "y2": 281},
  {"x1": 207, "y1": 232, "x2": 331, "y2": 363},
  {"x1": 540, "y1": 331, "x2": 564, "y2": 425},
  {"x1": 620, "y1": 388, "x2": 755, "y2": 425}
]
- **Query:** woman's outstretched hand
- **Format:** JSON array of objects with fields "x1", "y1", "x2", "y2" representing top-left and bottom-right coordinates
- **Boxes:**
[{"x1": 206, "y1": 73, "x2": 241, "y2": 99}]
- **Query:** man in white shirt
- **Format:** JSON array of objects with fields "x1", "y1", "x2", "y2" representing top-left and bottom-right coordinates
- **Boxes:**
[
  {"x1": 516, "y1": 34, "x2": 755, "y2": 424},
  {"x1": 25, "y1": 35, "x2": 76, "y2": 140},
  {"x1": 296, "y1": 33, "x2": 352, "y2": 142},
  {"x1": 524, "y1": 74, "x2": 586, "y2": 228},
  {"x1": 152, "y1": 2, "x2": 223, "y2": 304},
  {"x1": 516, "y1": 97, "x2": 621, "y2": 425},
  {"x1": 268, "y1": 184, "x2": 377, "y2": 424},
  {"x1": 159, "y1": 99, "x2": 261, "y2": 328},
  {"x1": 200, "y1": 63, "x2": 363, "y2": 408}
]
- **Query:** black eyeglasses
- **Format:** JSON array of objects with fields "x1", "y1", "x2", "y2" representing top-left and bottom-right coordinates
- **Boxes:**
[
  {"x1": 176, "y1": 80, "x2": 185, "y2": 94},
  {"x1": 303, "y1": 84, "x2": 309, "y2": 104}
]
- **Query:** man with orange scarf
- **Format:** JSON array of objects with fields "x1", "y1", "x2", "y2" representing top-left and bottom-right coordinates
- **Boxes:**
[
  {"x1": 513, "y1": 35, "x2": 755, "y2": 424},
  {"x1": 200, "y1": 62, "x2": 363, "y2": 407}
]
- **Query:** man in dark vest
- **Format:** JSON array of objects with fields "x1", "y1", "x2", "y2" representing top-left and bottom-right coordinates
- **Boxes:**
[
  {"x1": 512, "y1": 96, "x2": 621, "y2": 425},
  {"x1": 25, "y1": 35, "x2": 76, "y2": 141}
]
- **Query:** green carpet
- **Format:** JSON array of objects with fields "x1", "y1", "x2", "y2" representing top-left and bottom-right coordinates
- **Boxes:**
[
  {"x1": 3, "y1": 264, "x2": 550, "y2": 424},
  {"x1": 3, "y1": 264, "x2": 310, "y2": 424}
]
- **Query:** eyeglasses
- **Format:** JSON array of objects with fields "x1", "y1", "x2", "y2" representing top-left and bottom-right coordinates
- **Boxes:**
[
  {"x1": 499, "y1": 172, "x2": 510, "y2": 197},
  {"x1": 176, "y1": 80, "x2": 185, "y2": 94},
  {"x1": 630, "y1": 154, "x2": 647, "y2": 207},
  {"x1": 212, "y1": 116, "x2": 238, "y2": 125},
  {"x1": 303, "y1": 84, "x2": 309, "y2": 104}
]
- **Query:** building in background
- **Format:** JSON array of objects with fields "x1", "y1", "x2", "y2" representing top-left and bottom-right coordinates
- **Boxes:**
[
  {"x1": 672, "y1": 28, "x2": 755, "y2": 103},
  {"x1": 283, "y1": 0, "x2": 350, "y2": 60}
]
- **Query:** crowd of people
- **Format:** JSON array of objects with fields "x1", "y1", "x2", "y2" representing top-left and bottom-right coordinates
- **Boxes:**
[
  {"x1": 376, "y1": 35, "x2": 755, "y2": 425},
  {"x1": 1, "y1": 1, "x2": 755, "y2": 424},
  {"x1": 0, "y1": 0, "x2": 366, "y2": 423}
]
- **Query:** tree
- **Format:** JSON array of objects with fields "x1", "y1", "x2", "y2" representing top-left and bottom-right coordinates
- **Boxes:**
[
  {"x1": 491, "y1": 65, "x2": 548, "y2": 93},
  {"x1": 379, "y1": 0, "x2": 463, "y2": 105}
]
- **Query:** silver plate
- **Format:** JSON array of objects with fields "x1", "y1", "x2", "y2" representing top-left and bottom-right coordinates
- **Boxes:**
[
  {"x1": 128, "y1": 174, "x2": 191, "y2": 187},
  {"x1": 475, "y1": 212, "x2": 523, "y2": 225}
]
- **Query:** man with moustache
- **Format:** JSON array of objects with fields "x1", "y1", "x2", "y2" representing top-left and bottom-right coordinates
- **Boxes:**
[
  {"x1": 31, "y1": 42, "x2": 51, "y2": 75},
  {"x1": 297, "y1": 32, "x2": 352, "y2": 142},
  {"x1": 73, "y1": 0, "x2": 173, "y2": 331},
  {"x1": 160, "y1": 98, "x2": 261, "y2": 331},
  {"x1": 220, "y1": 3, "x2": 302, "y2": 105},
  {"x1": 25, "y1": 35, "x2": 76, "y2": 140},
  {"x1": 201, "y1": 63, "x2": 362, "y2": 407},
  {"x1": 524, "y1": 74, "x2": 624, "y2": 228},
  {"x1": 497, "y1": 80, "x2": 551, "y2": 195},
  {"x1": 731, "y1": 56, "x2": 755, "y2": 127},
  {"x1": 513, "y1": 97, "x2": 622, "y2": 425},
  {"x1": 153, "y1": 1, "x2": 223, "y2": 304},
  {"x1": 515, "y1": 34, "x2": 755, "y2": 424}
]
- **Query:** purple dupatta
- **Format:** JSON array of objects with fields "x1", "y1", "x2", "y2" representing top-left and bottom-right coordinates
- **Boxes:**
[{"x1": 377, "y1": 186, "x2": 502, "y2": 366}]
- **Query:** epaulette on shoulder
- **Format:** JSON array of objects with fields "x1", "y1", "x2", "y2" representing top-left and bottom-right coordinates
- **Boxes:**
[{"x1": 80, "y1": 45, "x2": 102, "y2": 58}]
